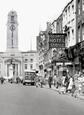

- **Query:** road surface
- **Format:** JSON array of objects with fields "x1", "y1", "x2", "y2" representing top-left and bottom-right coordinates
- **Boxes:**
[{"x1": 0, "y1": 83, "x2": 84, "y2": 115}]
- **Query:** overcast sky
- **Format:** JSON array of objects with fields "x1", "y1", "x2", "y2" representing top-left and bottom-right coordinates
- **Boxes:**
[{"x1": 0, "y1": 0, "x2": 70, "y2": 52}]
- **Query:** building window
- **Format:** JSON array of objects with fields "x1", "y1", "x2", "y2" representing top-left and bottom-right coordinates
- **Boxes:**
[
  {"x1": 57, "y1": 22, "x2": 59, "y2": 33},
  {"x1": 82, "y1": 24, "x2": 84, "y2": 40},
  {"x1": 72, "y1": 29, "x2": 74, "y2": 39},
  {"x1": 72, "y1": 5, "x2": 74, "y2": 14},
  {"x1": 68, "y1": 31, "x2": 70, "y2": 41},
  {"x1": 82, "y1": 0, "x2": 84, "y2": 11},
  {"x1": 78, "y1": 0, "x2": 81, "y2": 15},
  {"x1": 30, "y1": 54, "x2": 34, "y2": 56},
  {"x1": 25, "y1": 59, "x2": 28, "y2": 63},
  {"x1": 30, "y1": 64, "x2": 33, "y2": 69},
  {"x1": 78, "y1": 26, "x2": 81, "y2": 42},
  {"x1": 65, "y1": 9, "x2": 67, "y2": 19},
  {"x1": 25, "y1": 64, "x2": 27, "y2": 69},
  {"x1": 68, "y1": 6, "x2": 70, "y2": 16},
  {"x1": 30, "y1": 59, "x2": 33, "y2": 62}
]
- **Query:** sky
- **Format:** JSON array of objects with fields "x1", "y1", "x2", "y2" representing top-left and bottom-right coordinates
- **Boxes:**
[{"x1": 0, "y1": 0, "x2": 70, "y2": 52}]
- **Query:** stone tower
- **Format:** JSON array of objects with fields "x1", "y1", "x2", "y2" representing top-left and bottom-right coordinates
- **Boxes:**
[{"x1": 7, "y1": 10, "x2": 18, "y2": 49}]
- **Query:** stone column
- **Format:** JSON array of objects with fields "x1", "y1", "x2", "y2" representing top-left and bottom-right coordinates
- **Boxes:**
[
  {"x1": 18, "y1": 64, "x2": 20, "y2": 76},
  {"x1": 21, "y1": 57, "x2": 24, "y2": 77},
  {"x1": 2, "y1": 58, "x2": 5, "y2": 76},
  {"x1": 5, "y1": 64, "x2": 7, "y2": 76},
  {"x1": 9, "y1": 64, "x2": 13, "y2": 78},
  {"x1": 20, "y1": 60, "x2": 23, "y2": 76}
]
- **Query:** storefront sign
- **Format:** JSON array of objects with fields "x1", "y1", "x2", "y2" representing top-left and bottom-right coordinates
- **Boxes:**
[{"x1": 49, "y1": 33, "x2": 66, "y2": 48}]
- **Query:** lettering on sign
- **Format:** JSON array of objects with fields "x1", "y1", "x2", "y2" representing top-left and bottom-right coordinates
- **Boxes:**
[{"x1": 49, "y1": 33, "x2": 66, "y2": 48}]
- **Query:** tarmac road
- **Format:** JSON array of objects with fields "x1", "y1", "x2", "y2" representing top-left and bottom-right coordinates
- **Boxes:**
[{"x1": 0, "y1": 83, "x2": 84, "y2": 115}]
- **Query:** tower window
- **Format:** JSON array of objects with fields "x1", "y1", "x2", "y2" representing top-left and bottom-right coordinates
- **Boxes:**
[{"x1": 11, "y1": 16, "x2": 14, "y2": 22}]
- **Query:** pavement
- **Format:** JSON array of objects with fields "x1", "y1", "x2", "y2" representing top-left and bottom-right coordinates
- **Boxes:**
[{"x1": 43, "y1": 84, "x2": 84, "y2": 101}]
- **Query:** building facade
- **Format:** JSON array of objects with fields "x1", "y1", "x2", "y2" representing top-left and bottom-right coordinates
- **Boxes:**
[
  {"x1": 62, "y1": 0, "x2": 76, "y2": 47},
  {"x1": 0, "y1": 11, "x2": 38, "y2": 79}
]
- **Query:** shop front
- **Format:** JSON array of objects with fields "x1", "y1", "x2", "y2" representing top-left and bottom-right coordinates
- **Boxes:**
[
  {"x1": 70, "y1": 41, "x2": 84, "y2": 73},
  {"x1": 51, "y1": 57, "x2": 72, "y2": 77}
]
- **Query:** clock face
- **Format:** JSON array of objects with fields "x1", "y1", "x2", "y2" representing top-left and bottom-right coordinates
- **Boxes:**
[{"x1": 10, "y1": 25, "x2": 15, "y2": 31}]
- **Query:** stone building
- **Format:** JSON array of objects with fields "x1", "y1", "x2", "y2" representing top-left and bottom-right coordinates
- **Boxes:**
[{"x1": 0, "y1": 10, "x2": 38, "y2": 79}]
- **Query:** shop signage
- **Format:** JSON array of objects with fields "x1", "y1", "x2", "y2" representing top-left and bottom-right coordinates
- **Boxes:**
[{"x1": 49, "y1": 33, "x2": 66, "y2": 48}]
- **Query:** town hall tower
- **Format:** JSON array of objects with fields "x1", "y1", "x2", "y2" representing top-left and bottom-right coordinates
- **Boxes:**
[{"x1": 7, "y1": 10, "x2": 18, "y2": 49}]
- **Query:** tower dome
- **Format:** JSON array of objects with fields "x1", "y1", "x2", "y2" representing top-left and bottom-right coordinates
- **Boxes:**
[{"x1": 8, "y1": 10, "x2": 17, "y2": 16}]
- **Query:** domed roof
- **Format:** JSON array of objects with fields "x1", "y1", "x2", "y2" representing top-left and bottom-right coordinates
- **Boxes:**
[{"x1": 8, "y1": 10, "x2": 17, "y2": 16}]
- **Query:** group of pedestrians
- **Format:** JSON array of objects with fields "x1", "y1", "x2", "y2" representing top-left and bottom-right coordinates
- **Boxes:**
[
  {"x1": 34, "y1": 70, "x2": 84, "y2": 97},
  {"x1": 34, "y1": 76, "x2": 44, "y2": 88},
  {"x1": 52, "y1": 70, "x2": 84, "y2": 97}
]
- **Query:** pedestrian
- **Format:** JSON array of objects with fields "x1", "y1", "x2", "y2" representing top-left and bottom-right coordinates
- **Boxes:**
[
  {"x1": 16, "y1": 76, "x2": 20, "y2": 84},
  {"x1": 70, "y1": 84, "x2": 76, "y2": 97},
  {"x1": 61, "y1": 74, "x2": 66, "y2": 87},
  {"x1": 67, "y1": 76, "x2": 74, "y2": 94},
  {"x1": 48, "y1": 75, "x2": 52, "y2": 88},
  {"x1": 39, "y1": 76, "x2": 43, "y2": 88},
  {"x1": 73, "y1": 70, "x2": 82, "y2": 96},
  {"x1": 1, "y1": 76, "x2": 4, "y2": 84},
  {"x1": 34, "y1": 76, "x2": 39, "y2": 87},
  {"x1": 64, "y1": 72, "x2": 70, "y2": 93},
  {"x1": 78, "y1": 74, "x2": 82, "y2": 94},
  {"x1": 59, "y1": 73, "x2": 67, "y2": 94},
  {"x1": 53, "y1": 74, "x2": 57, "y2": 87}
]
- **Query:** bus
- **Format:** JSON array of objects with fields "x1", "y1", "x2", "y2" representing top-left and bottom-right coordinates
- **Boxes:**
[{"x1": 23, "y1": 70, "x2": 36, "y2": 85}]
